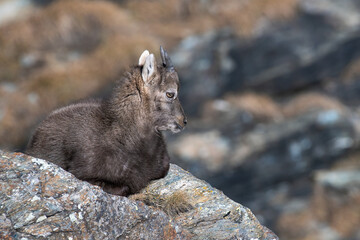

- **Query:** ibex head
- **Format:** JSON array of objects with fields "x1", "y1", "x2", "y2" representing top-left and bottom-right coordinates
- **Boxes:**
[{"x1": 138, "y1": 46, "x2": 187, "y2": 133}]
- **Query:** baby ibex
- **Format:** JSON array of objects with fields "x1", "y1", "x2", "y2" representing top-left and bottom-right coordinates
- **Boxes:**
[{"x1": 26, "y1": 47, "x2": 187, "y2": 196}]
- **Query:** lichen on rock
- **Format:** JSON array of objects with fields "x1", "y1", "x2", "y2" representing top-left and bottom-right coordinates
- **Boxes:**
[
  {"x1": 138, "y1": 164, "x2": 278, "y2": 240},
  {"x1": 0, "y1": 150, "x2": 190, "y2": 239},
  {"x1": 0, "y1": 150, "x2": 278, "y2": 239}
]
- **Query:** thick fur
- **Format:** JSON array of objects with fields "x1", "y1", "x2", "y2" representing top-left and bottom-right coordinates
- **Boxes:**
[{"x1": 26, "y1": 50, "x2": 186, "y2": 196}]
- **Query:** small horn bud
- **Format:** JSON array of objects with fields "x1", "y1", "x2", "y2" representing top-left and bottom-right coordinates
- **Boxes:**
[{"x1": 160, "y1": 46, "x2": 174, "y2": 70}]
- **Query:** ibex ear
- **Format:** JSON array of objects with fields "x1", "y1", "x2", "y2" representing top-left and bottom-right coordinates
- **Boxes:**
[
  {"x1": 142, "y1": 54, "x2": 157, "y2": 84},
  {"x1": 138, "y1": 50, "x2": 150, "y2": 66}
]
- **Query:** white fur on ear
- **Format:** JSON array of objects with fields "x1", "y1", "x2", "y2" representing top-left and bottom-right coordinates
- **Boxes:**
[
  {"x1": 142, "y1": 54, "x2": 157, "y2": 84},
  {"x1": 138, "y1": 50, "x2": 150, "y2": 66}
]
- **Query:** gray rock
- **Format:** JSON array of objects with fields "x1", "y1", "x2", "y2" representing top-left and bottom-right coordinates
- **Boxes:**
[
  {"x1": 172, "y1": 0, "x2": 360, "y2": 115},
  {"x1": 315, "y1": 169, "x2": 360, "y2": 191},
  {"x1": 0, "y1": 150, "x2": 277, "y2": 240},
  {"x1": 0, "y1": 150, "x2": 190, "y2": 239},
  {"x1": 171, "y1": 110, "x2": 359, "y2": 185},
  {"x1": 139, "y1": 164, "x2": 278, "y2": 240},
  {"x1": 300, "y1": 0, "x2": 360, "y2": 29},
  {"x1": 169, "y1": 109, "x2": 360, "y2": 232},
  {"x1": 172, "y1": 28, "x2": 238, "y2": 115},
  {"x1": 207, "y1": 110, "x2": 359, "y2": 200}
]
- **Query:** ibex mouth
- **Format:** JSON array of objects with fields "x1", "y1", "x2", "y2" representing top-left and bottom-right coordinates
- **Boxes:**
[
  {"x1": 176, "y1": 125, "x2": 183, "y2": 131},
  {"x1": 175, "y1": 122, "x2": 185, "y2": 131},
  {"x1": 155, "y1": 122, "x2": 185, "y2": 134}
]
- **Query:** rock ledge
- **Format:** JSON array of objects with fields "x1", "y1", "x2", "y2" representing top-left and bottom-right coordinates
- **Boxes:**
[{"x1": 0, "y1": 150, "x2": 278, "y2": 240}]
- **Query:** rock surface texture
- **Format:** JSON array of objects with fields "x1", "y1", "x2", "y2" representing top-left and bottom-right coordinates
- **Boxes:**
[
  {"x1": 139, "y1": 165, "x2": 278, "y2": 240},
  {"x1": 0, "y1": 150, "x2": 278, "y2": 240},
  {"x1": 0, "y1": 150, "x2": 190, "y2": 240}
]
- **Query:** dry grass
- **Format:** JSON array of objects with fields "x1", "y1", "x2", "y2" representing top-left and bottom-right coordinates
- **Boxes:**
[
  {"x1": 1, "y1": 0, "x2": 132, "y2": 50},
  {"x1": 342, "y1": 57, "x2": 360, "y2": 82},
  {"x1": 276, "y1": 209, "x2": 317, "y2": 240},
  {"x1": 331, "y1": 152, "x2": 360, "y2": 170},
  {"x1": 311, "y1": 180, "x2": 360, "y2": 238},
  {"x1": 282, "y1": 92, "x2": 347, "y2": 118},
  {"x1": 203, "y1": 0, "x2": 299, "y2": 35},
  {"x1": 130, "y1": 191, "x2": 193, "y2": 217},
  {"x1": 124, "y1": 0, "x2": 299, "y2": 42},
  {"x1": 0, "y1": 91, "x2": 42, "y2": 149},
  {"x1": 225, "y1": 92, "x2": 283, "y2": 121},
  {"x1": 124, "y1": 0, "x2": 220, "y2": 47},
  {"x1": 202, "y1": 92, "x2": 347, "y2": 126},
  {"x1": 24, "y1": 34, "x2": 157, "y2": 105},
  {"x1": 0, "y1": 0, "x2": 136, "y2": 83},
  {"x1": 0, "y1": 0, "x2": 158, "y2": 149}
]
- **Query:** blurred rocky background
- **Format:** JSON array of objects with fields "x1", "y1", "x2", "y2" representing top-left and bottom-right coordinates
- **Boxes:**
[{"x1": 0, "y1": 0, "x2": 360, "y2": 239}]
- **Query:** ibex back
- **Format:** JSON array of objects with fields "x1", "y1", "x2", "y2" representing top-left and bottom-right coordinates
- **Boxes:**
[{"x1": 26, "y1": 47, "x2": 187, "y2": 196}]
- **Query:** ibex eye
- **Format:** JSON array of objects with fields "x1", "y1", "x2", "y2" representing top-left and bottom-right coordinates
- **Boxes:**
[{"x1": 166, "y1": 92, "x2": 175, "y2": 99}]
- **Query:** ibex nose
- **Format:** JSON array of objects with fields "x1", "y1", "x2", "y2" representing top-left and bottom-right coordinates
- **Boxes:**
[{"x1": 177, "y1": 116, "x2": 187, "y2": 129}]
